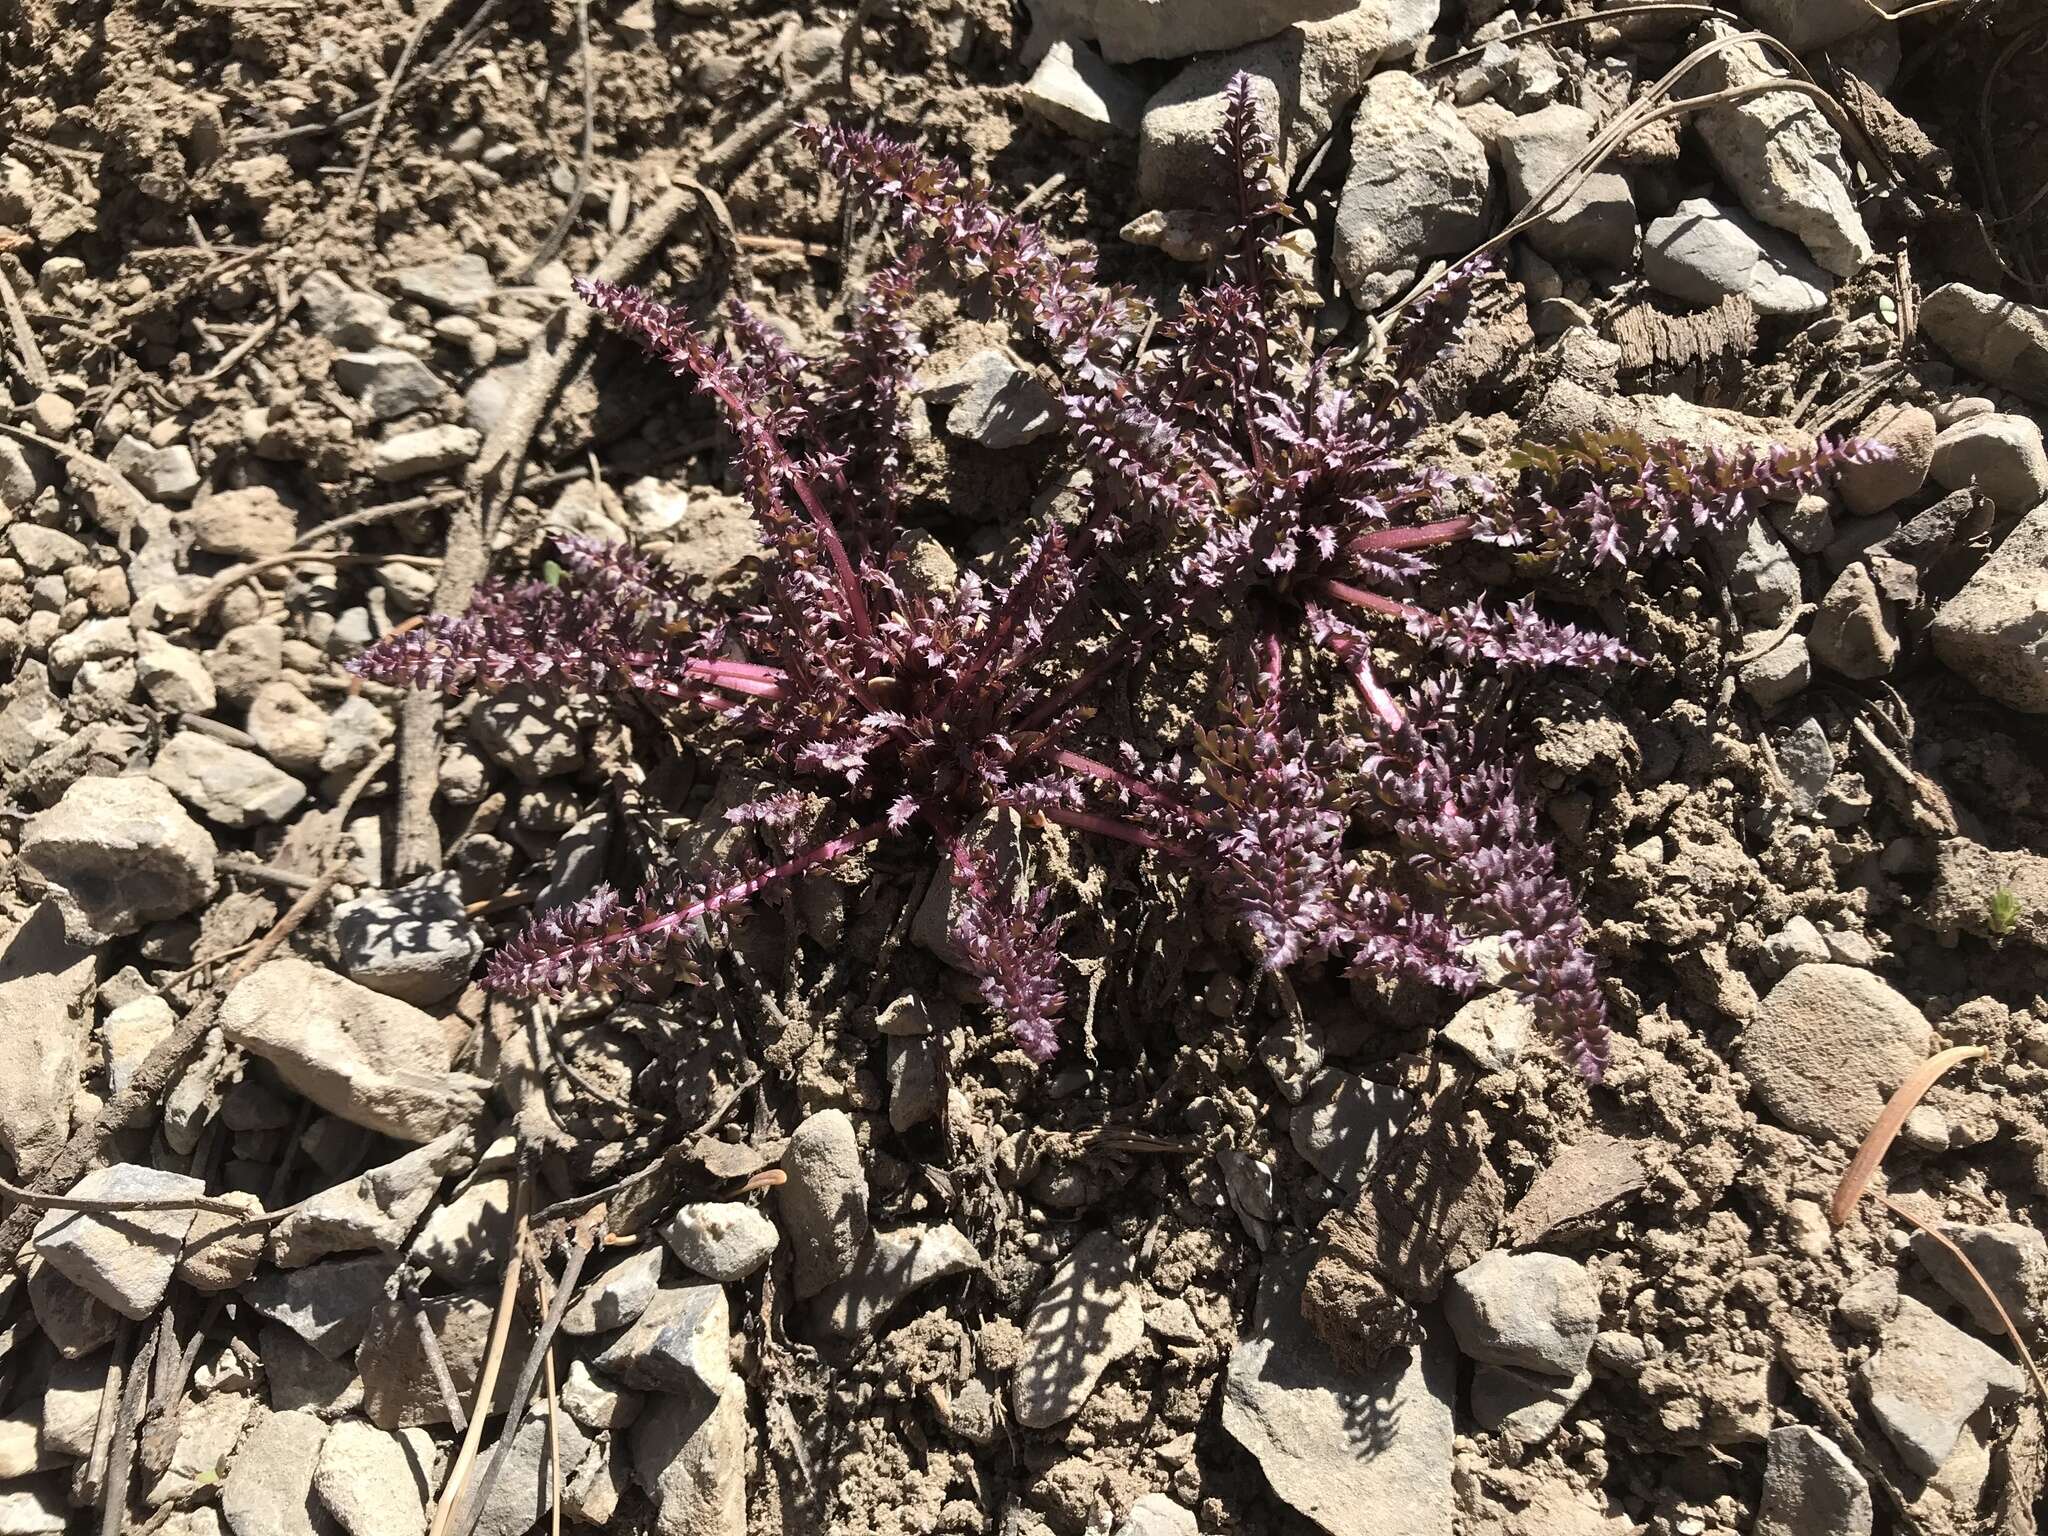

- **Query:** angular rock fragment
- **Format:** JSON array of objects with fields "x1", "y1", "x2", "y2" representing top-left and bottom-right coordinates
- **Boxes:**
[
  {"x1": 632, "y1": 1377, "x2": 747, "y2": 1536},
  {"x1": 1022, "y1": 38, "x2": 1146, "y2": 139},
  {"x1": 220, "y1": 1409, "x2": 330, "y2": 1536},
  {"x1": 0, "y1": 904, "x2": 95, "y2": 1177},
  {"x1": 32, "y1": 1164, "x2": 203, "y2": 1319},
  {"x1": 594, "y1": 1284, "x2": 731, "y2": 1396},
  {"x1": 1011, "y1": 1231, "x2": 1145, "y2": 1428},
  {"x1": 21, "y1": 776, "x2": 216, "y2": 938},
  {"x1": 1497, "y1": 104, "x2": 1637, "y2": 268},
  {"x1": 1445, "y1": 1250, "x2": 1599, "y2": 1377},
  {"x1": 1331, "y1": 71, "x2": 1491, "y2": 307},
  {"x1": 1862, "y1": 1295, "x2": 2023, "y2": 1475},
  {"x1": 150, "y1": 732, "x2": 305, "y2": 828},
  {"x1": 219, "y1": 958, "x2": 485, "y2": 1142},
  {"x1": 1931, "y1": 501, "x2": 2048, "y2": 712},
  {"x1": 1690, "y1": 21, "x2": 1873, "y2": 276},
  {"x1": 815, "y1": 1224, "x2": 980, "y2": 1339},
  {"x1": 1755, "y1": 1425, "x2": 1871, "y2": 1536},
  {"x1": 1223, "y1": 1252, "x2": 1455, "y2": 1535},
  {"x1": 561, "y1": 1245, "x2": 666, "y2": 1335}
]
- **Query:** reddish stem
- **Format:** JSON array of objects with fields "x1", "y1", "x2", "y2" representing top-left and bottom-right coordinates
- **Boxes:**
[
  {"x1": 697, "y1": 369, "x2": 874, "y2": 644},
  {"x1": 1348, "y1": 516, "x2": 1475, "y2": 555},
  {"x1": 1317, "y1": 578, "x2": 1429, "y2": 623},
  {"x1": 1316, "y1": 628, "x2": 1408, "y2": 732},
  {"x1": 1052, "y1": 748, "x2": 1192, "y2": 818},
  {"x1": 1037, "y1": 803, "x2": 1175, "y2": 854},
  {"x1": 684, "y1": 660, "x2": 785, "y2": 698}
]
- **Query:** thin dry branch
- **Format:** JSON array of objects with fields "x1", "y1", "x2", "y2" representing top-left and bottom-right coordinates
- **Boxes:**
[
  {"x1": 428, "y1": 1179, "x2": 534, "y2": 1536},
  {"x1": 0, "y1": 264, "x2": 51, "y2": 390}
]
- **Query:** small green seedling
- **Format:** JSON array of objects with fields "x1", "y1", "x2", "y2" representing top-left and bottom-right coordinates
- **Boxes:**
[{"x1": 1987, "y1": 886, "x2": 2021, "y2": 937}]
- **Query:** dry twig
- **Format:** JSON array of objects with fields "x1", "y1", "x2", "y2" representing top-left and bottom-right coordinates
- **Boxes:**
[
  {"x1": 1828, "y1": 1045, "x2": 2045, "y2": 1404},
  {"x1": 429, "y1": 1178, "x2": 534, "y2": 1536},
  {"x1": 0, "y1": 263, "x2": 51, "y2": 390},
  {"x1": 519, "y1": 0, "x2": 596, "y2": 279}
]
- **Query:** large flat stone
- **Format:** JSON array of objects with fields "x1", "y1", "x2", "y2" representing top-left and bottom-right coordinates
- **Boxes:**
[
  {"x1": 219, "y1": 959, "x2": 485, "y2": 1142},
  {"x1": 1222, "y1": 1251, "x2": 1455, "y2": 1536}
]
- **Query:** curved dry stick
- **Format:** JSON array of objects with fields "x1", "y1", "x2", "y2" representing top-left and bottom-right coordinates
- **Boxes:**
[
  {"x1": 1828, "y1": 1045, "x2": 2047, "y2": 1411},
  {"x1": 1830, "y1": 1044, "x2": 1985, "y2": 1227},
  {"x1": 180, "y1": 550, "x2": 441, "y2": 621},
  {"x1": 345, "y1": 0, "x2": 456, "y2": 209}
]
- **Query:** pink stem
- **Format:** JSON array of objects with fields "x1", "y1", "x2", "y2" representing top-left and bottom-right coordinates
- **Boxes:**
[
  {"x1": 685, "y1": 659, "x2": 786, "y2": 698},
  {"x1": 1347, "y1": 516, "x2": 1476, "y2": 555},
  {"x1": 1052, "y1": 748, "x2": 1192, "y2": 818},
  {"x1": 698, "y1": 656, "x2": 783, "y2": 681},
  {"x1": 1316, "y1": 629, "x2": 1407, "y2": 732},
  {"x1": 1317, "y1": 578, "x2": 1429, "y2": 623},
  {"x1": 699, "y1": 370, "x2": 874, "y2": 643},
  {"x1": 1037, "y1": 803, "x2": 1175, "y2": 854},
  {"x1": 786, "y1": 470, "x2": 875, "y2": 643}
]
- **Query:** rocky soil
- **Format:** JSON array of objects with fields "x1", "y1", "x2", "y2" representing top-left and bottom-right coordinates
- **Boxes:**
[{"x1": 2, "y1": 1, "x2": 2048, "y2": 1535}]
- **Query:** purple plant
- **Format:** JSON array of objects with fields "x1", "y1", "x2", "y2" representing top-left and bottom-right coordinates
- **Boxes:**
[{"x1": 354, "y1": 75, "x2": 1886, "y2": 1081}]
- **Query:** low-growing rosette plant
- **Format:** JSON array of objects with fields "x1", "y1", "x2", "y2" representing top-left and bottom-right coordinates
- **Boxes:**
[{"x1": 354, "y1": 75, "x2": 1886, "y2": 1080}]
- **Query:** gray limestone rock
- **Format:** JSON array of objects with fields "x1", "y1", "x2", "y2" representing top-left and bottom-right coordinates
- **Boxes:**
[
  {"x1": 150, "y1": 733, "x2": 305, "y2": 828},
  {"x1": 1222, "y1": 1252, "x2": 1456, "y2": 1535},
  {"x1": 1756, "y1": 1425, "x2": 1872, "y2": 1536},
  {"x1": 1739, "y1": 964, "x2": 1931, "y2": 1142},
  {"x1": 1691, "y1": 20, "x2": 1873, "y2": 276},
  {"x1": 1919, "y1": 282, "x2": 2048, "y2": 405},
  {"x1": 1862, "y1": 1295, "x2": 2024, "y2": 1476},
  {"x1": 1932, "y1": 501, "x2": 2048, "y2": 713},
  {"x1": 219, "y1": 958, "x2": 485, "y2": 1142},
  {"x1": 0, "y1": 904, "x2": 94, "y2": 1177},
  {"x1": 1445, "y1": 1250, "x2": 1600, "y2": 1377},
  {"x1": 21, "y1": 776, "x2": 216, "y2": 938},
  {"x1": 32, "y1": 1164, "x2": 203, "y2": 1319},
  {"x1": 1643, "y1": 198, "x2": 1831, "y2": 317}
]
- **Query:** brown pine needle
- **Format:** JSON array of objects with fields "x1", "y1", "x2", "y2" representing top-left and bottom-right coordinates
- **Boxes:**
[{"x1": 1831, "y1": 1045, "x2": 1986, "y2": 1228}]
